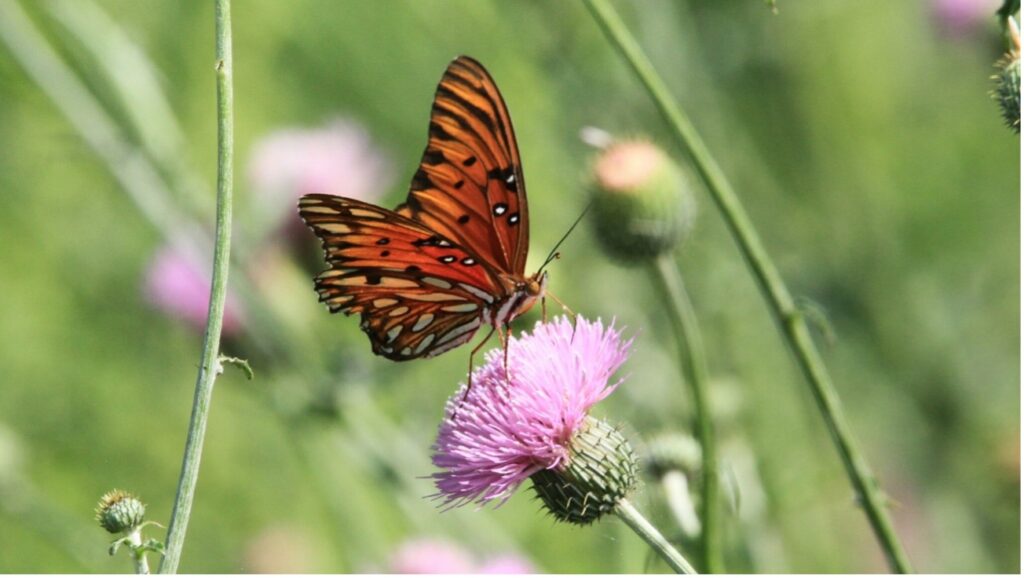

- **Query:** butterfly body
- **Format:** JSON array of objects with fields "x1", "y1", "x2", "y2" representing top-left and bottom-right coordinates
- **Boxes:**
[{"x1": 299, "y1": 56, "x2": 543, "y2": 361}]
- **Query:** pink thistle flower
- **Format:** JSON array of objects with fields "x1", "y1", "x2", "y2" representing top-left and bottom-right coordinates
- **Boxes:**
[
  {"x1": 388, "y1": 538, "x2": 475, "y2": 574},
  {"x1": 478, "y1": 554, "x2": 536, "y2": 574},
  {"x1": 247, "y1": 118, "x2": 393, "y2": 235},
  {"x1": 931, "y1": 0, "x2": 1001, "y2": 38},
  {"x1": 387, "y1": 538, "x2": 536, "y2": 574},
  {"x1": 431, "y1": 316, "x2": 633, "y2": 510},
  {"x1": 143, "y1": 244, "x2": 244, "y2": 336}
]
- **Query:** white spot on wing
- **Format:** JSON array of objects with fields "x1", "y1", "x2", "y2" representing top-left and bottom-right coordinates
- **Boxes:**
[
  {"x1": 459, "y1": 283, "x2": 495, "y2": 303},
  {"x1": 412, "y1": 314, "x2": 435, "y2": 332},
  {"x1": 414, "y1": 333, "x2": 436, "y2": 355},
  {"x1": 422, "y1": 277, "x2": 453, "y2": 289}
]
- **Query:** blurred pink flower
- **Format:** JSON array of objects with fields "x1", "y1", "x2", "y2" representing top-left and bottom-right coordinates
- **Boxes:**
[
  {"x1": 388, "y1": 538, "x2": 474, "y2": 574},
  {"x1": 931, "y1": 0, "x2": 1000, "y2": 38},
  {"x1": 478, "y1": 554, "x2": 536, "y2": 574},
  {"x1": 247, "y1": 118, "x2": 394, "y2": 232},
  {"x1": 144, "y1": 244, "x2": 243, "y2": 335},
  {"x1": 388, "y1": 538, "x2": 535, "y2": 574},
  {"x1": 432, "y1": 316, "x2": 632, "y2": 508},
  {"x1": 242, "y1": 525, "x2": 319, "y2": 573}
]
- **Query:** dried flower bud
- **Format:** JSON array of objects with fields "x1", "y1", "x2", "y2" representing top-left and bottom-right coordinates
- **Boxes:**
[
  {"x1": 993, "y1": 53, "x2": 1021, "y2": 134},
  {"x1": 530, "y1": 416, "x2": 639, "y2": 525},
  {"x1": 589, "y1": 139, "x2": 696, "y2": 263},
  {"x1": 95, "y1": 490, "x2": 145, "y2": 534}
]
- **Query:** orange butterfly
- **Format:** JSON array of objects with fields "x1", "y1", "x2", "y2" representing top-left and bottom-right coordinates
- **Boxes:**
[{"x1": 299, "y1": 56, "x2": 547, "y2": 361}]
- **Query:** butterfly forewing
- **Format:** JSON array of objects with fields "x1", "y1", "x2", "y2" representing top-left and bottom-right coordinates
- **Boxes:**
[{"x1": 396, "y1": 56, "x2": 529, "y2": 276}]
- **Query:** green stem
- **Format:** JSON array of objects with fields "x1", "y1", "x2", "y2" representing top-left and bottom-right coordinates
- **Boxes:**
[
  {"x1": 158, "y1": 0, "x2": 233, "y2": 573},
  {"x1": 651, "y1": 256, "x2": 721, "y2": 573},
  {"x1": 616, "y1": 498, "x2": 698, "y2": 574},
  {"x1": 126, "y1": 528, "x2": 151, "y2": 574},
  {"x1": 582, "y1": 0, "x2": 912, "y2": 572}
]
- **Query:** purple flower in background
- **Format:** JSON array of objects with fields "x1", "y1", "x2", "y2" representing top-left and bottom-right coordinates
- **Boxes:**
[
  {"x1": 931, "y1": 0, "x2": 1000, "y2": 38},
  {"x1": 144, "y1": 244, "x2": 243, "y2": 335},
  {"x1": 478, "y1": 554, "x2": 536, "y2": 574},
  {"x1": 388, "y1": 538, "x2": 474, "y2": 574},
  {"x1": 432, "y1": 316, "x2": 632, "y2": 508},
  {"x1": 247, "y1": 118, "x2": 393, "y2": 234},
  {"x1": 387, "y1": 538, "x2": 535, "y2": 574}
]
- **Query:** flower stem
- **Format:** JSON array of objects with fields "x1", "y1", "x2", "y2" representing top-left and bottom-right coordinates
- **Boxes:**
[
  {"x1": 158, "y1": 0, "x2": 233, "y2": 573},
  {"x1": 615, "y1": 498, "x2": 698, "y2": 574},
  {"x1": 651, "y1": 256, "x2": 721, "y2": 573},
  {"x1": 582, "y1": 0, "x2": 912, "y2": 572},
  {"x1": 126, "y1": 528, "x2": 151, "y2": 574}
]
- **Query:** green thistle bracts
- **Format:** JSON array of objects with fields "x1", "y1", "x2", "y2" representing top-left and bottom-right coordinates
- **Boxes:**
[
  {"x1": 993, "y1": 54, "x2": 1021, "y2": 133},
  {"x1": 589, "y1": 140, "x2": 696, "y2": 263},
  {"x1": 643, "y1": 431, "x2": 702, "y2": 479},
  {"x1": 95, "y1": 489, "x2": 146, "y2": 534},
  {"x1": 530, "y1": 416, "x2": 638, "y2": 525}
]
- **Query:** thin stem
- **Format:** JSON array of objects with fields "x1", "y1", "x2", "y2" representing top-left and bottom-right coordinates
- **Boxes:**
[
  {"x1": 158, "y1": 0, "x2": 233, "y2": 573},
  {"x1": 582, "y1": 0, "x2": 912, "y2": 572},
  {"x1": 615, "y1": 498, "x2": 698, "y2": 574},
  {"x1": 125, "y1": 528, "x2": 150, "y2": 574},
  {"x1": 651, "y1": 256, "x2": 721, "y2": 573}
]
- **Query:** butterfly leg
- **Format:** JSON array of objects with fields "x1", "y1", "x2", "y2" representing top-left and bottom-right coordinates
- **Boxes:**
[
  {"x1": 462, "y1": 325, "x2": 497, "y2": 401},
  {"x1": 500, "y1": 324, "x2": 511, "y2": 384}
]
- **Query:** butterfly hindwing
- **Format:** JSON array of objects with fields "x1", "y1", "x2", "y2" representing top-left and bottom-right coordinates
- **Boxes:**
[
  {"x1": 299, "y1": 194, "x2": 500, "y2": 360},
  {"x1": 396, "y1": 56, "x2": 529, "y2": 276}
]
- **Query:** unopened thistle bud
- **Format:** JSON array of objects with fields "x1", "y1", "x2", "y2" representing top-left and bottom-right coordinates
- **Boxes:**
[
  {"x1": 95, "y1": 490, "x2": 145, "y2": 534},
  {"x1": 993, "y1": 53, "x2": 1021, "y2": 133},
  {"x1": 589, "y1": 139, "x2": 696, "y2": 263},
  {"x1": 530, "y1": 416, "x2": 639, "y2": 525},
  {"x1": 642, "y1": 431, "x2": 702, "y2": 479}
]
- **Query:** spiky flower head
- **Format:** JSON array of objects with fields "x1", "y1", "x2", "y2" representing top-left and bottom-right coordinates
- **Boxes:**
[
  {"x1": 530, "y1": 416, "x2": 638, "y2": 525},
  {"x1": 95, "y1": 490, "x2": 145, "y2": 534},
  {"x1": 993, "y1": 53, "x2": 1021, "y2": 133},
  {"x1": 589, "y1": 139, "x2": 697, "y2": 263},
  {"x1": 431, "y1": 317, "x2": 638, "y2": 525}
]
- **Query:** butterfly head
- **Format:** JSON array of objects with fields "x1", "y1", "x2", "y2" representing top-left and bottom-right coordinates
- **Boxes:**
[{"x1": 508, "y1": 271, "x2": 548, "y2": 319}]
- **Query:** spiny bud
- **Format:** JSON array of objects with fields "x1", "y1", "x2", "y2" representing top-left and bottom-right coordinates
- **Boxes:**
[
  {"x1": 95, "y1": 490, "x2": 145, "y2": 534},
  {"x1": 993, "y1": 53, "x2": 1021, "y2": 134},
  {"x1": 642, "y1": 432, "x2": 702, "y2": 479},
  {"x1": 529, "y1": 416, "x2": 638, "y2": 525},
  {"x1": 589, "y1": 139, "x2": 696, "y2": 263}
]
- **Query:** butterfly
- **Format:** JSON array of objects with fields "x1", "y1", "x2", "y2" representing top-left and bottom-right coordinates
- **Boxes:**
[{"x1": 299, "y1": 56, "x2": 548, "y2": 362}]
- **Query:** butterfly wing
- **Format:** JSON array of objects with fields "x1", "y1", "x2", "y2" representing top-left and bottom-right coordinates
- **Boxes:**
[
  {"x1": 396, "y1": 56, "x2": 529, "y2": 276},
  {"x1": 299, "y1": 194, "x2": 500, "y2": 360}
]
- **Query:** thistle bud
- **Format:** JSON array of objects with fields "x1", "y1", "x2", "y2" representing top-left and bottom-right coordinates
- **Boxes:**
[
  {"x1": 642, "y1": 432, "x2": 702, "y2": 479},
  {"x1": 95, "y1": 490, "x2": 145, "y2": 534},
  {"x1": 993, "y1": 53, "x2": 1021, "y2": 134},
  {"x1": 589, "y1": 139, "x2": 696, "y2": 263},
  {"x1": 530, "y1": 416, "x2": 639, "y2": 525}
]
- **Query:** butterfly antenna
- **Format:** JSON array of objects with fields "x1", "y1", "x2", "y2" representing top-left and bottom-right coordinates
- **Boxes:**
[{"x1": 540, "y1": 201, "x2": 593, "y2": 272}]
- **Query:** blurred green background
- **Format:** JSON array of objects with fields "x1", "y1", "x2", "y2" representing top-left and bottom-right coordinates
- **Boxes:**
[{"x1": 0, "y1": 0, "x2": 1018, "y2": 573}]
